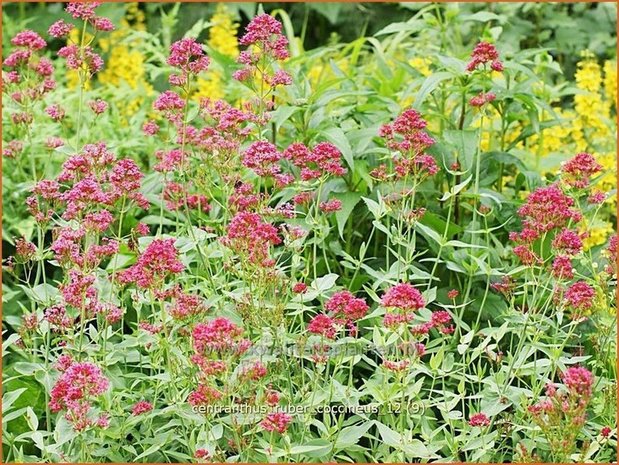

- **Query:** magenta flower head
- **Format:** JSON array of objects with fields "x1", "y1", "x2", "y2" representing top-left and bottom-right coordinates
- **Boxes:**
[
  {"x1": 131, "y1": 400, "x2": 153, "y2": 416},
  {"x1": 325, "y1": 291, "x2": 369, "y2": 321},
  {"x1": 517, "y1": 184, "x2": 581, "y2": 235},
  {"x1": 49, "y1": 360, "x2": 110, "y2": 431},
  {"x1": 11, "y1": 30, "x2": 46, "y2": 50},
  {"x1": 564, "y1": 281, "x2": 596, "y2": 314},
  {"x1": 466, "y1": 41, "x2": 503, "y2": 73},
  {"x1": 239, "y1": 14, "x2": 289, "y2": 61},
  {"x1": 468, "y1": 412, "x2": 490, "y2": 427},
  {"x1": 381, "y1": 283, "x2": 425, "y2": 311},
  {"x1": 560, "y1": 152, "x2": 602, "y2": 188},
  {"x1": 118, "y1": 238, "x2": 184, "y2": 289},
  {"x1": 65, "y1": 2, "x2": 101, "y2": 20},
  {"x1": 319, "y1": 199, "x2": 342, "y2": 213},
  {"x1": 561, "y1": 366, "x2": 594, "y2": 398},
  {"x1": 192, "y1": 317, "x2": 249, "y2": 354},
  {"x1": 167, "y1": 38, "x2": 209, "y2": 75},
  {"x1": 307, "y1": 314, "x2": 338, "y2": 339},
  {"x1": 49, "y1": 20, "x2": 73, "y2": 38},
  {"x1": 469, "y1": 91, "x2": 496, "y2": 107},
  {"x1": 259, "y1": 412, "x2": 293, "y2": 434}
]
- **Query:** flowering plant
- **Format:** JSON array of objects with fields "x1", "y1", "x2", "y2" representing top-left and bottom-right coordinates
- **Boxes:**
[{"x1": 2, "y1": 3, "x2": 616, "y2": 463}]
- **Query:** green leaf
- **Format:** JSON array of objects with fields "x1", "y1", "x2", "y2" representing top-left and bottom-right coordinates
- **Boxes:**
[
  {"x1": 289, "y1": 440, "x2": 332, "y2": 456},
  {"x1": 25, "y1": 407, "x2": 38, "y2": 431},
  {"x1": 333, "y1": 192, "x2": 362, "y2": 239},
  {"x1": 271, "y1": 105, "x2": 300, "y2": 132},
  {"x1": 2, "y1": 388, "x2": 27, "y2": 412},
  {"x1": 334, "y1": 420, "x2": 375, "y2": 450},
  {"x1": 444, "y1": 129, "x2": 479, "y2": 172},
  {"x1": 440, "y1": 175, "x2": 472, "y2": 201},
  {"x1": 135, "y1": 442, "x2": 163, "y2": 460},
  {"x1": 322, "y1": 127, "x2": 354, "y2": 170},
  {"x1": 413, "y1": 71, "x2": 452, "y2": 108},
  {"x1": 375, "y1": 421, "x2": 402, "y2": 448},
  {"x1": 312, "y1": 273, "x2": 339, "y2": 292}
]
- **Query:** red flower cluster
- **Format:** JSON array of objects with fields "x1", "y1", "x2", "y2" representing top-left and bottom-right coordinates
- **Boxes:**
[
  {"x1": 49, "y1": 360, "x2": 110, "y2": 431},
  {"x1": 259, "y1": 411, "x2": 293, "y2": 434},
  {"x1": 192, "y1": 317, "x2": 250, "y2": 355},
  {"x1": 560, "y1": 152, "x2": 602, "y2": 189},
  {"x1": 563, "y1": 281, "x2": 596, "y2": 314},
  {"x1": 468, "y1": 412, "x2": 490, "y2": 427},
  {"x1": 118, "y1": 239, "x2": 185, "y2": 289},
  {"x1": 234, "y1": 14, "x2": 291, "y2": 95},
  {"x1": 307, "y1": 290, "x2": 369, "y2": 339},
  {"x1": 283, "y1": 141, "x2": 347, "y2": 181},
  {"x1": 222, "y1": 212, "x2": 281, "y2": 266},
  {"x1": 131, "y1": 400, "x2": 153, "y2": 416},
  {"x1": 167, "y1": 38, "x2": 210, "y2": 86},
  {"x1": 466, "y1": 41, "x2": 504, "y2": 72},
  {"x1": 469, "y1": 91, "x2": 496, "y2": 107},
  {"x1": 378, "y1": 109, "x2": 438, "y2": 179},
  {"x1": 528, "y1": 367, "x2": 594, "y2": 444}
]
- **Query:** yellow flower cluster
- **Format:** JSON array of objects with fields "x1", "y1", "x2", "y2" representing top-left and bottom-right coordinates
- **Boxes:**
[
  {"x1": 581, "y1": 219, "x2": 615, "y2": 251},
  {"x1": 409, "y1": 57, "x2": 432, "y2": 77},
  {"x1": 527, "y1": 53, "x2": 616, "y2": 157},
  {"x1": 207, "y1": 3, "x2": 239, "y2": 59},
  {"x1": 526, "y1": 107, "x2": 575, "y2": 156},
  {"x1": 97, "y1": 3, "x2": 153, "y2": 117},
  {"x1": 194, "y1": 4, "x2": 239, "y2": 102},
  {"x1": 572, "y1": 54, "x2": 613, "y2": 150},
  {"x1": 603, "y1": 60, "x2": 617, "y2": 108}
]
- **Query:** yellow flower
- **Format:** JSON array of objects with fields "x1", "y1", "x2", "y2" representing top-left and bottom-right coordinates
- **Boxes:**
[
  {"x1": 409, "y1": 57, "x2": 432, "y2": 77},
  {"x1": 528, "y1": 108, "x2": 576, "y2": 155},
  {"x1": 194, "y1": 72, "x2": 224, "y2": 101},
  {"x1": 581, "y1": 220, "x2": 615, "y2": 251},
  {"x1": 208, "y1": 4, "x2": 239, "y2": 58},
  {"x1": 192, "y1": 4, "x2": 239, "y2": 102},
  {"x1": 575, "y1": 53, "x2": 602, "y2": 93},
  {"x1": 96, "y1": 4, "x2": 153, "y2": 119},
  {"x1": 603, "y1": 60, "x2": 617, "y2": 106}
]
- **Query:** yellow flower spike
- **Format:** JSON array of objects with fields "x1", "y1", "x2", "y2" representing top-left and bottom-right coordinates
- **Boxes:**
[
  {"x1": 409, "y1": 57, "x2": 432, "y2": 77},
  {"x1": 603, "y1": 60, "x2": 617, "y2": 105},
  {"x1": 208, "y1": 3, "x2": 239, "y2": 58},
  {"x1": 581, "y1": 220, "x2": 615, "y2": 251}
]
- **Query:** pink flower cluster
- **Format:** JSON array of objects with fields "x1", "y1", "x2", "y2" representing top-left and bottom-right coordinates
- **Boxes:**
[
  {"x1": 308, "y1": 290, "x2": 369, "y2": 339},
  {"x1": 468, "y1": 412, "x2": 490, "y2": 427},
  {"x1": 259, "y1": 411, "x2": 293, "y2": 434},
  {"x1": 167, "y1": 38, "x2": 210, "y2": 86},
  {"x1": 131, "y1": 400, "x2": 153, "y2": 416},
  {"x1": 242, "y1": 140, "x2": 291, "y2": 186},
  {"x1": 469, "y1": 91, "x2": 496, "y2": 107},
  {"x1": 192, "y1": 317, "x2": 250, "y2": 355},
  {"x1": 529, "y1": 367, "x2": 594, "y2": 441},
  {"x1": 118, "y1": 239, "x2": 185, "y2": 289},
  {"x1": 560, "y1": 152, "x2": 602, "y2": 189},
  {"x1": 234, "y1": 14, "x2": 291, "y2": 96},
  {"x1": 222, "y1": 212, "x2": 281, "y2": 267},
  {"x1": 58, "y1": 44, "x2": 104, "y2": 75},
  {"x1": 379, "y1": 109, "x2": 438, "y2": 179},
  {"x1": 283, "y1": 141, "x2": 347, "y2": 181},
  {"x1": 49, "y1": 360, "x2": 110, "y2": 431},
  {"x1": 510, "y1": 183, "x2": 582, "y2": 267},
  {"x1": 3, "y1": 30, "x2": 56, "y2": 130},
  {"x1": 466, "y1": 41, "x2": 504, "y2": 72},
  {"x1": 563, "y1": 281, "x2": 596, "y2": 315}
]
